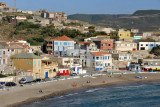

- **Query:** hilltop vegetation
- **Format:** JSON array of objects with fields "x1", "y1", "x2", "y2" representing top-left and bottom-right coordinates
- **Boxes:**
[
  {"x1": 0, "y1": 18, "x2": 106, "y2": 45},
  {"x1": 68, "y1": 10, "x2": 160, "y2": 32}
]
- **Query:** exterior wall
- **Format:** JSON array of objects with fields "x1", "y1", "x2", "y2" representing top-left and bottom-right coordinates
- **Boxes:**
[
  {"x1": 139, "y1": 42, "x2": 160, "y2": 50},
  {"x1": 119, "y1": 53, "x2": 132, "y2": 61},
  {"x1": 118, "y1": 30, "x2": 131, "y2": 39},
  {"x1": 66, "y1": 49, "x2": 86, "y2": 57},
  {"x1": 0, "y1": 49, "x2": 8, "y2": 65},
  {"x1": 100, "y1": 40, "x2": 114, "y2": 50},
  {"x1": 142, "y1": 59, "x2": 160, "y2": 66},
  {"x1": 53, "y1": 40, "x2": 74, "y2": 56},
  {"x1": 86, "y1": 43, "x2": 98, "y2": 52},
  {"x1": 41, "y1": 61, "x2": 58, "y2": 79},
  {"x1": 12, "y1": 58, "x2": 42, "y2": 79},
  {"x1": 114, "y1": 41, "x2": 137, "y2": 51},
  {"x1": 12, "y1": 59, "x2": 33, "y2": 71},
  {"x1": 58, "y1": 57, "x2": 80, "y2": 67},
  {"x1": 86, "y1": 53, "x2": 113, "y2": 71},
  {"x1": 143, "y1": 32, "x2": 152, "y2": 38}
]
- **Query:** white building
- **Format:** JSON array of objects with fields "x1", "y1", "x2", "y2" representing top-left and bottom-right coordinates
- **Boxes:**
[
  {"x1": 138, "y1": 39, "x2": 160, "y2": 50},
  {"x1": 114, "y1": 41, "x2": 137, "y2": 51},
  {"x1": 85, "y1": 52, "x2": 113, "y2": 71}
]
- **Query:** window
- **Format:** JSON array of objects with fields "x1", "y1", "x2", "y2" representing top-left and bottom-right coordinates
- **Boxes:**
[
  {"x1": 146, "y1": 44, "x2": 148, "y2": 46},
  {"x1": 96, "y1": 62, "x2": 99, "y2": 66},
  {"x1": 34, "y1": 61, "x2": 36, "y2": 66},
  {"x1": 28, "y1": 61, "x2": 31, "y2": 65},
  {"x1": 108, "y1": 44, "x2": 111, "y2": 46},
  {"x1": 141, "y1": 44, "x2": 143, "y2": 46},
  {"x1": 0, "y1": 60, "x2": 1, "y2": 64},
  {"x1": 124, "y1": 57, "x2": 127, "y2": 59},
  {"x1": 38, "y1": 61, "x2": 40, "y2": 66},
  {"x1": 150, "y1": 44, "x2": 154, "y2": 46},
  {"x1": 105, "y1": 63, "x2": 107, "y2": 67},
  {"x1": 93, "y1": 57, "x2": 95, "y2": 59},
  {"x1": 3, "y1": 51, "x2": 5, "y2": 55},
  {"x1": 0, "y1": 51, "x2": 1, "y2": 55},
  {"x1": 54, "y1": 42, "x2": 58, "y2": 45},
  {"x1": 156, "y1": 44, "x2": 159, "y2": 46},
  {"x1": 108, "y1": 63, "x2": 110, "y2": 66},
  {"x1": 64, "y1": 42, "x2": 67, "y2": 45},
  {"x1": 108, "y1": 56, "x2": 110, "y2": 60},
  {"x1": 96, "y1": 57, "x2": 99, "y2": 60},
  {"x1": 3, "y1": 59, "x2": 5, "y2": 64}
]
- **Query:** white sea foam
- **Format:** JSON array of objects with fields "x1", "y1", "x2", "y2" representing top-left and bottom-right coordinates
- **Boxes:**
[{"x1": 86, "y1": 88, "x2": 104, "y2": 93}]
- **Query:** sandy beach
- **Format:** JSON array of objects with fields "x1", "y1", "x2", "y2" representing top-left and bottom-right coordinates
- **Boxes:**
[{"x1": 1, "y1": 72, "x2": 160, "y2": 107}]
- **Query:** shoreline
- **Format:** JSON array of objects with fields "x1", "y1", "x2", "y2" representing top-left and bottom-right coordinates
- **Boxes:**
[
  {"x1": 12, "y1": 79, "x2": 160, "y2": 107},
  {"x1": 1, "y1": 73, "x2": 160, "y2": 107}
]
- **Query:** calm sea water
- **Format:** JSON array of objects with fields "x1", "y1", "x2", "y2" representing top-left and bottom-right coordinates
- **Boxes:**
[{"x1": 21, "y1": 82, "x2": 160, "y2": 107}]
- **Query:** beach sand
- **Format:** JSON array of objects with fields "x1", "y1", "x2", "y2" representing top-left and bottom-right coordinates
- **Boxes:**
[{"x1": 1, "y1": 72, "x2": 160, "y2": 107}]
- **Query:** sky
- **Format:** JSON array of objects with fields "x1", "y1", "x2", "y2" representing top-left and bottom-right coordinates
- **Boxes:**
[{"x1": 1, "y1": 0, "x2": 160, "y2": 15}]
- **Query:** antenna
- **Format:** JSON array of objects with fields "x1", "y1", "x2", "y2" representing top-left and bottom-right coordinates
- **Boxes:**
[{"x1": 14, "y1": 0, "x2": 16, "y2": 8}]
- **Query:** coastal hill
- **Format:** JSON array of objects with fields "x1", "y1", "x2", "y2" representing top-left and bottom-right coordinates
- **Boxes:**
[{"x1": 68, "y1": 10, "x2": 160, "y2": 32}]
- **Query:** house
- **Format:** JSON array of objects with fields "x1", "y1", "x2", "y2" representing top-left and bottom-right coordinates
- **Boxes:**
[
  {"x1": 11, "y1": 53, "x2": 42, "y2": 79},
  {"x1": 139, "y1": 58, "x2": 160, "y2": 72},
  {"x1": 0, "y1": 2, "x2": 17, "y2": 12},
  {"x1": 143, "y1": 32, "x2": 152, "y2": 39},
  {"x1": 8, "y1": 40, "x2": 32, "y2": 53},
  {"x1": 95, "y1": 27, "x2": 115, "y2": 34},
  {"x1": 8, "y1": 44, "x2": 25, "y2": 56},
  {"x1": 66, "y1": 49, "x2": 86, "y2": 57},
  {"x1": 41, "y1": 12, "x2": 67, "y2": 22},
  {"x1": 128, "y1": 63, "x2": 141, "y2": 72},
  {"x1": 131, "y1": 29, "x2": 139, "y2": 34},
  {"x1": 114, "y1": 41, "x2": 137, "y2": 51},
  {"x1": 93, "y1": 39, "x2": 114, "y2": 50},
  {"x1": 84, "y1": 35, "x2": 110, "y2": 42},
  {"x1": 46, "y1": 35, "x2": 74, "y2": 56},
  {"x1": 118, "y1": 29, "x2": 132, "y2": 39},
  {"x1": 11, "y1": 16, "x2": 27, "y2": 23},
  {"x1": 79, "y1": 42, "x2": 99, "y2": 53},
  {"x1": 58, "y1": 57, "x2": 81, "y2": 67},
  {"x1": 85, "y1": 52, "x2": 113, "y2": 71},
  {"x1": 41, "y1": 57, "x2": 58, "y2": 78},
  {"x1": 138, "y1": 39, "x2": 160, "y2": 50},
  {"x1": 0, "y1": 42, "x2": 9, "y2": 72}
]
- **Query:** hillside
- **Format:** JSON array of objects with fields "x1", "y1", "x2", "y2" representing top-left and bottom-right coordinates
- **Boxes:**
[{"x1": 68, "y1": 10, "x2": 160, "y2": 32}]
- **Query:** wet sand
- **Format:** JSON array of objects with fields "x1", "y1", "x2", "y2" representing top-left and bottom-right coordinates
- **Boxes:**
[{"x1": 1, "y1": 72, "x2": 160, "y2": 107}]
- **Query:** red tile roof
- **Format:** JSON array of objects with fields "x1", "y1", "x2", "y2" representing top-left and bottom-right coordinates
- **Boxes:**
[
  {"x1": 9, "y1": 43, "x2": 29, "y2": 49},
  {"x1": 53, "y1": 35, "x2": 73, "y2": 41},
  {"x1": 91, "y1": 52, "x2": 110, "y2": 56}
]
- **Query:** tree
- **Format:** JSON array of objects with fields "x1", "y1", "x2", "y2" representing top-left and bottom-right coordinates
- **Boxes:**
[{"x1": 150, "y1": 46, "x2": 160, "y2": 56}]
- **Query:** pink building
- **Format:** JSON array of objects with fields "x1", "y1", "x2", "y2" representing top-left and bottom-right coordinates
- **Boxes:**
[{"x1": 94, "y1": 39, "x2": 114, "y2": 50}]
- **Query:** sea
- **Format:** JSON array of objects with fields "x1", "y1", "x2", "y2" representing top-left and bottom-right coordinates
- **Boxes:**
[{"x1": 21, "y1": 82, "x2": 160, "y2": 107}]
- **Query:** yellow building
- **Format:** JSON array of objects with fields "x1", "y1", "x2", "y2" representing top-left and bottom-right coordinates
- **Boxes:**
[
  {"x1": 41, "y1": 57, "x2": 58, "y2": 79},
  {"x1": 11, "y1": 53, "x2": 42, "y2": 79},
  {"x1": 118, "y1": 30, "x2": 131, "y2": 39}
]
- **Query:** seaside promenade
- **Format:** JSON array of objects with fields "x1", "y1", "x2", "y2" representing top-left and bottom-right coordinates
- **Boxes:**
[{"x1": 1, "y1": 72, "x2": 160, "y2": 107}]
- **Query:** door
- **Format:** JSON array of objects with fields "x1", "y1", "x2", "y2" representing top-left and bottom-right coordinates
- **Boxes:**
[
  {"x1": 45, "y1": 72, "x2": 48, "y2": 78},
  {"x1": 63, "y1": 70, "x2": 65, "y2": 75}
]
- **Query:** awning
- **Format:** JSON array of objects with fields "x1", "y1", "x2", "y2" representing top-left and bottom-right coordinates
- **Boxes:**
[
  {"x1": 152, "y1": 68, "x2": 157, "y2": 70},
  {"x1": 157, "y1": 68, "x2": 160, "y2": 70}
]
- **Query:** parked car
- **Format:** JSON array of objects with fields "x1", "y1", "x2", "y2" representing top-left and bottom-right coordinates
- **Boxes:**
[
  {"x1": 0, "y1": 85, "x2": 3, "y2": 89},
  {"x1": 33, "y1": 78, "x2": 41, "y2": 82},
  {"x1": 135, "y1": 76, "x2": 147, "y2": 79},
  {"x1": 42, "y1": 77, "x2": 51, "y2": 82},
  {"x1": 5, "y1": 82, "x2": 17, "y2": 87},
  {"x1": 71, "y1": 73, "x2": 77, "y2": 76},
  {"x1": 19, "y1": 76, "x2": 33, "y2": 84}
]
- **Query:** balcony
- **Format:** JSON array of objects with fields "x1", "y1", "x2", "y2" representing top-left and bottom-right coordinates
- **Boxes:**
[{"x1": 47, "y1": 44, "x2": 53, "y2": 46}]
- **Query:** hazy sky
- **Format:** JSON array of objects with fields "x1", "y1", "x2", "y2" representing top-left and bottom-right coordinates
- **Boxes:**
[{"x1": 1, "y1": 0, "x2": 160, "y2": 15}]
